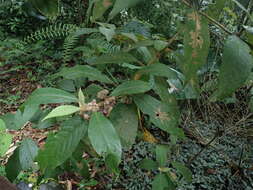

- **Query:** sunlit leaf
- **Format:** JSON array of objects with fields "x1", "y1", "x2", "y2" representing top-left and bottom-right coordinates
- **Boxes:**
[{"x1": 42, "y1": 105, "x2": 80, "y2": 121}]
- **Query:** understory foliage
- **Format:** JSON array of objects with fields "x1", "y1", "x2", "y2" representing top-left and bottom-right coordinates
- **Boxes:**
[{"x1": 0, "y1": 0, "x2": 253, "y2": 189}]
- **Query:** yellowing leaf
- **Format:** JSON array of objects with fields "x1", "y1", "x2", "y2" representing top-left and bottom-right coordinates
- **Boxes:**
[
  {"x1": 143, "y1": 128, "x2": 158, "y2": 143},
  {"x1": 181, "y1": 10, "x2": 210, "y2": 89}
]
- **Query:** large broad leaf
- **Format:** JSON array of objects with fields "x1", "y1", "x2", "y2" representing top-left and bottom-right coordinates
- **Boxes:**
[
  {"x1": 181, "y1": 10, "x2": 210, "y2": 88},
  {"x1": 211, "y1": 35, "x2": 253, "y2": 100},
  {"x1": 0, "y1": 119, "x2": 13, "y2": 157},
  {"x1": 24, "y1": 88, "x2": 77, "y2": 106},
  {"x1": 5, "y1": 138, "x2": 38, "y2": 181},
  {"x1": 29, "y1": 0, "x2": 59, "y2": 17},
  {"x1": 19, "y1": 138, "x2": 39, "y2": 170},
  {"x1": 109, "y1": 0, "x2": 144, "y2": 20},
  {"x1": 105, "y1": 153, "x2": 120, "y2": 174},
  {"x1": 88, "y1": 52, "x2": 139, "y2": 65},
  {"x1": 53, "y1": 65, "x2": 113, "y2": 84},
  {"x1": 37, "y1": 118, "x2": 87, "y2": 171},
  {"x1": 42, "y1": 105, "x2": 80, "y2": 121},
  {"x1": 0, "y1": 104, "x2": 38, "y2": 130},
  {"x1": 136, "y1": 63, "x2": 177, "y2": 79},
  {"x1": 99, "y1": 26, "x2": 115, "y2": 42},
  {"x1": 6, "y1": 148, "x2": 22, "y2": 182},
  {"x1": 134, "y1": 94, "x2": 185, "y2": 139},
  {"x1": 88, "y1": 112, "x2": 122, "y2": 164},
  {"x1": 111, "y1": 80, "x2": 151, "y2": 96},
  {"x1": 152, "y1": 173, "x2": 176, "y2": 190},
  {"x1": 109, "y1": 104, "x2": 138, "y2": 149},
  {"x1": 172, "y1": 161, "x2": 192, "y2": 183}
]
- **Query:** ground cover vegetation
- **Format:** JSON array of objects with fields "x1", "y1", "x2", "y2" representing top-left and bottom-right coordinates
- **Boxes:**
[{"x1": 0, "y1": 0, "x2": 253, "y2": 189}]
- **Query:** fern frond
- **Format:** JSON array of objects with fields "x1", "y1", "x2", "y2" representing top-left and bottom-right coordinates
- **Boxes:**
[
  {"x1": 63, "y1": 28, "x2": 98, "y2": 61},
  {"x1": 0, "y1": 0, "x2": 11, "y2": 8},
  {"x1": 87, "y1": 36, "x2": 121, "y2": 54},
  {"x1": 101, "y1": 41, "x2": 121, "y2": 54},
  {"x1": 23, "y1": 23, "x2": 78, "y2": 43}
]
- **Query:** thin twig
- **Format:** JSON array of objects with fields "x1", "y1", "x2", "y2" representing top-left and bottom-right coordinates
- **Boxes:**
[{"x1": 187, "y1": 129, "x2": 219, "y2": 165}]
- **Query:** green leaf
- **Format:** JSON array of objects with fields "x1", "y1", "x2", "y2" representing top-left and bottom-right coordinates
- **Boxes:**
[
  {"x1": 181, "y1": 10, "x2": 210, "y2": 89},
  {"x1": 92, "y1": 0, "x2": 113, "y2": 21},
  {"x1": 156, "y1": 145, "x2": 169, "y2": 167},
  {"x1": 88, "y1": 112, "x2": 122, "y2": 164},
  {"x1": 5, "y1": 139, "x2": 37, "y2": 181},
  {"x1": 88, "y1": 52, "x2": 139, "y2": 65},
  {"x1": 136, "y1": 63, "x2": 177, "y2": 79},
  {"x1": 152, "y1": 173, "x2": 175, "y2": 190},
  {"x1": 111, "y1": 80, "x2": 151, "y2": 96},
  {"x1": 37, "y1": 118, "x2": 87, "y2": 171},
  {"x1": 42, "y1": 105, "x2": 80, "y2": 121},
  {"x1": 29, "y1": 0, "x2": 59, "y2": 17},
  {"x1": 0, "y1": 104, "x2": 38, "y2": 130},
  {"x1": 109, "y1": 104, "x2": 138, "y2": 149},
  {"x1": 172, "y1": 161, "x2": 192, "y2": 182},
  {"x1": 19, "y1": 138, "x2": 38, "y2": 170},
  {"x1": 24, "y1": 88, "x2": 78, "y2": 106},
  {"x1": 0, "y1": 119, "x2": 6, "y2": 131},
  {"x1": 109, "y1": 0, "x2": 144, "y2": 20},
  {"x1": 134, "y1": 94, "x2": 185, "y2": 139},
  {"x1": 139, "y1": 159, "x2": 158, "y2": 170},
  {"x1": 99, "y1": 26, "x2": 115, "y2": 42},
  {"x1": 0, "y1": 119, "x2": 12, "y2": 157},
  {"x1": 6, "y1": 148, "x2": 22, "y2": 182},
  {"x1": 211, "y1": 35, "x2": 253, "y2": 100},
  {"x1": 206, "y1": 0, "x2": 226, "y2": 19},
  {"x1": 154, "y1": 40, "x2": 168, "y2": 51},
  {"x1": 57, "y1": 79, "x2": 76, "y2": 92},
  {"x1": 84, "y1": 84, "x2": 104, "y2": 101},
  {"x1": 78, "y1": 89, "x2": 85, "y2": 107},
  {"x1": 53, "y1": 65, "x2": 113, "y2": 84},
  {"x1": 105, "y1": 154, "x2": 120, "y2": 174}
]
